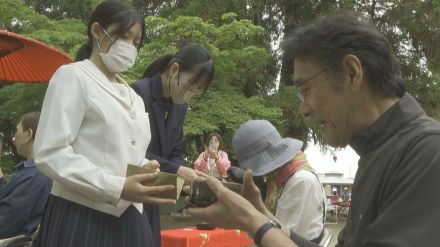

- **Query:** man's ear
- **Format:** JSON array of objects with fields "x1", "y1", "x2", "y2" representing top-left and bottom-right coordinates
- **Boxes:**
[
  {"x1": 342, "y1": 54, "x2": 363, "y2": 92},
  {"x1": 27, "y1": 129, "x2": 34, "y2": 141}
]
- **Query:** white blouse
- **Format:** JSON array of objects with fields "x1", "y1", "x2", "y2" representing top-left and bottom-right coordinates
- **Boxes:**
[
  {"x1": 34, "y1": 59, "x2": 151, "y2": 216},
  {"x1": 276, "y1": 170, "x2": 326, "y2": 240}
]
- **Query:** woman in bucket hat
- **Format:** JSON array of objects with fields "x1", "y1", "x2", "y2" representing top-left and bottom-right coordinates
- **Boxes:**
[{"x1": 232, "y1": 120, "x2": 326, "y2": 243}]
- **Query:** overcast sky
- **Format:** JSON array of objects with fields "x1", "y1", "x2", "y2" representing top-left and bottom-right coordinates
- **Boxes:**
[{"x1": 304, "y1": 142, "x2": 359, "y2": 178}]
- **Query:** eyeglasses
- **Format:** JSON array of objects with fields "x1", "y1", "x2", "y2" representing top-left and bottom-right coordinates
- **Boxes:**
[{"x1": 294, "y1": 69, "x2": 326, "y2": 102}]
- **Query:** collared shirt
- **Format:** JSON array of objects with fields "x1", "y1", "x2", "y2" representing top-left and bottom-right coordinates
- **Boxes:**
[
  {"x1": 338, "y1": 94, "x2": 440, "y2": 247},
  {"x1": 290, "y1": 94, "x2": 440, "y2": 247},
  {"x1": 0, "y1": 160, "x2": 52, "y2": 238}
]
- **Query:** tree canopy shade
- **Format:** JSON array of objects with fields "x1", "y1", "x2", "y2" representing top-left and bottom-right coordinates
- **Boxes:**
[
  {"x1": 126, "y1": 14, "x2": 281, "y2": 164},
  {"x1": 0, "y1": 3, "x2": 280, "y2": 171},
  {"x1": 0, "y1": 0, "x2": 439, "y2": 173},
  {"x1": 159, "y1": 0, "x2": 440, "y2": 139}
]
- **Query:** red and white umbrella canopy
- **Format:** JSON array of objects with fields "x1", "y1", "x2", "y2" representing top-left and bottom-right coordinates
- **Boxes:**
[{"x1": 0, "y1": 30, "x2": 72, "y2": 83}]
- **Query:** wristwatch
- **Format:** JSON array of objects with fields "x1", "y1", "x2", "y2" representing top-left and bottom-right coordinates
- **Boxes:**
[{"x1": 253, "y1": 220, "x2": 282, "y2": 246}]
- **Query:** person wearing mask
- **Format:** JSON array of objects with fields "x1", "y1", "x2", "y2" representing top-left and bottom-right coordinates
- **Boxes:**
[
  {"x1": 186, "y1": 13, "x2": 440, "y2": 247},
  {"x1": 0, "y1": 112, "x2": 52, "y2": 239},
  {"x1": 33, "y1": 1, "x2": 175, "y2": 246},
  {"x1": 132, "y1": 44, "x2": 214, "y2": 246},
  {"x1": 194, "y1": 132, "x2": 231, "y2": 178}
]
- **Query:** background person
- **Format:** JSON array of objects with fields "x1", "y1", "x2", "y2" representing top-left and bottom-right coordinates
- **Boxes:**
[
  {"x1": 194, "y1": 132, "x2": 231, "y2": 178},
  {"x1": 0, "y1": 112, "x2": 52, "y2": 239},
  {"x1": 132, "y1": 44, "x2": 215, "y2": 246},
  {"x1": 232, "y1": 120, "x2": 325, "y2": 243},
  {"x1": 33, "y1": 2, "x2": 175, "y2": 246},
  {"x1": 187, "y1": 12, "x2": 440, "y2": 247}
]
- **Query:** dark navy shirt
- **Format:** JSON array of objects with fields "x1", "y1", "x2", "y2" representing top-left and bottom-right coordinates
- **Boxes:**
[{"x1": 0, "y1": 160, "x2": 52, "y2": 238}]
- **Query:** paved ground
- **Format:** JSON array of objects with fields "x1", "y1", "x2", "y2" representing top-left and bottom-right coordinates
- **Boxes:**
[
  {"x1": 325, "y1": 216, "x2": 346, "y2": 247},
  {"x1": 160, "y1": 213, "x2": 200, "y2": 230},
  {"x1": 160, "y1": 202, "x2": 347, "y2": 246}
]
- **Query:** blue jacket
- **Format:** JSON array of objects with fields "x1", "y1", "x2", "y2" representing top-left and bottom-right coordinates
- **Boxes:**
[
  {"x1": 0, "y1": 160, "x2": 52, "y2": 238},
  {"x1": 132, "y1": 73, "x2": 187, "y2": 174},
  {"x1": 133, "y1": 73, "x2": 188, "y2": 247}
]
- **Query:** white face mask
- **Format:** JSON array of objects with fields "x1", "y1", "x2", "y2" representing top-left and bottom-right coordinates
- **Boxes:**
[
  {"x1": 97, "y1": 29, "x2": 138, "y2": 73},
  {"x1": 209, "y1": 141, "x2": 219, "y2": 150}
]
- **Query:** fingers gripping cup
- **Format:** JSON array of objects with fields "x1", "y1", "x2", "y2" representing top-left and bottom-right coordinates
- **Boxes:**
[{"x1": 189, "y1": 180, "x2": 243, "y2": 207}]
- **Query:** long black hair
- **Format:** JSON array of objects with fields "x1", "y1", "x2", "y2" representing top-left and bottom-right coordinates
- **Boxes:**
[
  {"x1": 142, "y1": 44, "x2": 215, "y2": 91},
  {"x1": 75, "y1": 0, "x2": 146, "y2": 62}
]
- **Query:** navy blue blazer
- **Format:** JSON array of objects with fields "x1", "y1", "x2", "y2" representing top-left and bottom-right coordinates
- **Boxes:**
[{"x1": 132, "y1": 73, "x2": 187, "y2": 174}]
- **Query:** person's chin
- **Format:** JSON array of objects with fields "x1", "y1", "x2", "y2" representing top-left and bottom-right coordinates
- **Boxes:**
[{"x1": 324, "y1": 133, "x2": 345, "y2": 148}]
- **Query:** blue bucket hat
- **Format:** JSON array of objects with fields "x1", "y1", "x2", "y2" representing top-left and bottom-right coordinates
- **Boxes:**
[{"x1": 232, "y1": 120, "x2": 303, "y2": 176}]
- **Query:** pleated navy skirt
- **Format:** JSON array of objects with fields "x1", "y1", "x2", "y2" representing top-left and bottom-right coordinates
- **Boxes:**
[
  {"x1": 143, "y1": 203, "x2": 161, "y2": 247},
  {"x1": 33, "y1": 195, "x2": 154, "y2": 247}
]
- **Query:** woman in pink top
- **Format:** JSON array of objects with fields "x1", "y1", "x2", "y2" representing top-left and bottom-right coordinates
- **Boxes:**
[{"x1": 194, "y1": 133, "x2": 231, "y2": 178}]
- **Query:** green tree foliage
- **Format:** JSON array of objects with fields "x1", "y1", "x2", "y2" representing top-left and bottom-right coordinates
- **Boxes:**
[
  {"x1": 165, "y1": 0, "x2": 440, "y2": 149},
  {"x1": 0, "y1": 84, "x2": 47, "y2": 169},
  {"x1": 1, "y1": 0, "x2": 439, "y2": 172},
  {"x1": 126, "y1": 14, "x2": 281, "y2": 164},
  {"x1": 184, "y1": 84, "x2": 283, "y2": 164},
  {"x1": 0, "y1": 0, "x2": 87, "y2": 54},
  {"x1": 23, "y1": 0, "x2": 94, "y2": 21},
  {"x1": 366, "y1": 0, "x2": 440, "y2": 119},
  {"x1": 128, "y1": 0, "x2": 180, "y2": 17},
  {"x1": 0, "y1": 0, "x2": 84, "y2": 171},
  {"x1": 0, "y1": 0, "x2": 49, "y2": 32},
  {"x1": 0, "y1": 2, "x2": 279, "y2": 170}
]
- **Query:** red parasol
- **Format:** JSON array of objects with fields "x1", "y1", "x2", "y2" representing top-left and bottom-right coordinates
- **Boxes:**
[{"x1": 0, "y1": 30, "x2": 72, "y2": 83}]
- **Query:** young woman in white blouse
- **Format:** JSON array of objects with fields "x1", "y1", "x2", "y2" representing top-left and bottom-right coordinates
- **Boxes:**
[{"x1": 33, "y1": 1, "x2": 175, "y2": 246}]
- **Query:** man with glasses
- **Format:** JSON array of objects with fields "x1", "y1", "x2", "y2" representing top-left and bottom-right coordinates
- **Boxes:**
[{"x1": 186, "y1": 13, "x2": 440, "y2": 247}]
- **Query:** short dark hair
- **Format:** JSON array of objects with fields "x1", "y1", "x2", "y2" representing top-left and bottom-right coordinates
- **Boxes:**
[
  {"x1": 75, "y1": 0, "x2": 146, "y2": 61},
  {"x1": 206, "y1": 132, "x2": 224, "y2": 151},
  {"x1": 283, "y1": 12, "x2": 405, "y2": 98},
  {"x1": 17, "y1": 111, "x2": 40, "y2": 141},
  {"x1": 142, "y1": 44, "x2": 215, "y2": 92}
]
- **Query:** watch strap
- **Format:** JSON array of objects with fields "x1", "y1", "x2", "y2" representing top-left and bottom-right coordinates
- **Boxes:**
[{"x1": 253, "y1": 220, "x2": 281, "y2": 246}]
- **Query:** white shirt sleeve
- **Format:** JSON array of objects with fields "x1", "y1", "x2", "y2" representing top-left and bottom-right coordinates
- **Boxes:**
[
  {"x1": 275, "y1": 170, "x2": 325, "y2": 240},
  {"x1": 34, "y1": 65, "x2": 126, "y2": 205}
]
